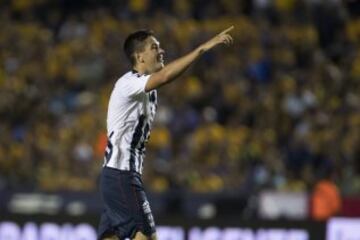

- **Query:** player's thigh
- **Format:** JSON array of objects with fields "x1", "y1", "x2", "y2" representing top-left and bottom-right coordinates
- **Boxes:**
[
  {"x1": 133, "y1": 231, "x2": 157, "y2": 240},
  {"x1": 150, "y1": 233, "x2": 157, "y2": 240}
]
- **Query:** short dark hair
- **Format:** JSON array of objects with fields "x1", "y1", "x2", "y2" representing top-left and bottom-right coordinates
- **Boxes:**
[{"x1": 123, "y1": 30, "x2": 154, "y2": 65}]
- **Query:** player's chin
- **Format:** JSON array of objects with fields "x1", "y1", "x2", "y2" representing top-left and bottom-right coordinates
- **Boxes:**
[{"x1": 154, "y1": 63, "x2": 164, "y2": 72}]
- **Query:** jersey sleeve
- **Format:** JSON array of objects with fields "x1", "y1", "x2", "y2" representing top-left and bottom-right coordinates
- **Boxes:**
[{"x1": 122, "y1": 74, "x2": 151, "y2": 97}]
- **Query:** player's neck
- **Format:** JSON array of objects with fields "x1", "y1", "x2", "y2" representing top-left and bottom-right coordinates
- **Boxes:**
[{"x1": 132, "y1": 65, "x2": 150, "y2": 75}]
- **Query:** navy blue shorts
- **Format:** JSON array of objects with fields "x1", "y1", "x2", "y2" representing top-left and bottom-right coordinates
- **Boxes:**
[{"x1": 98, "y1": 167, "x2": 156, "y2": 240}]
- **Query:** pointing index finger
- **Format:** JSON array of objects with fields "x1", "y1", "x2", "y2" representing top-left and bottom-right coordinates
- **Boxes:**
[{"x1": 220, "y1": 26, "x2": 234, "y2": 35}]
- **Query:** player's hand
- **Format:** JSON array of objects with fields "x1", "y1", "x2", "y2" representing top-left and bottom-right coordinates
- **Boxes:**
[{"x1": 199, "y1": 26, "x2": 234, "y2": 53}]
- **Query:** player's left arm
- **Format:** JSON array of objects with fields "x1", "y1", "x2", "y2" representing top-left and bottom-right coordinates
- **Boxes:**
[{"x1": 145, "y1": 26, "x2": 234, "y2": 92}]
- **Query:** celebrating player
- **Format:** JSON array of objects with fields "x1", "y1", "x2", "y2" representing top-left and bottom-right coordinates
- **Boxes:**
[{"x1": 98, "y1": 26, "x2": 234, "y2": 240}]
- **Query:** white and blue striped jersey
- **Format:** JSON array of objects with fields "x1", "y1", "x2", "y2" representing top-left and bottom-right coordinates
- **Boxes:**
[{"x1": 104, "y1": 70, "x2": 157, "y2": 174}]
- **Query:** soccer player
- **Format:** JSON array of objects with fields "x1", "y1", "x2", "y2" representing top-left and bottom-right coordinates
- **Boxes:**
[{"x1": 98, "y1": 26, "x2": 234, "y2": 240}]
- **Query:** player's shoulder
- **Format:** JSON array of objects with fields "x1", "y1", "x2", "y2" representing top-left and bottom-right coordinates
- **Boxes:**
[
  {"x1": 116, "y1": 71, "x2": 133, "y2": 82},
  {"x1": 115, "y1": 70, "x2": 145, "y2": 85}
]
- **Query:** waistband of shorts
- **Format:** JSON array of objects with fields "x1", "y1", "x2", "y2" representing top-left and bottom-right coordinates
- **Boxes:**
[{"x1": 103, "y1": 166, "x2": 141, "y2": 177}]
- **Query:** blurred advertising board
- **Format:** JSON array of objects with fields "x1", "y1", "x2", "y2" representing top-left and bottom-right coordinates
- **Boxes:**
[
  {"x1": 258, "y1": 191, "x2": 308, "y2": 220},
  {"x1": 326, "y1": 217, "x2": 360, "y2": 240},
  {"x1": 0, "y1": 214, "x2": 324, "y2": 240}
]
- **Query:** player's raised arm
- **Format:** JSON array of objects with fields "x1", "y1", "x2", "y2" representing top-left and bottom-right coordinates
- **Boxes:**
[{"x1": 145, "y1": 26, "x2": 234, "y2": 92}]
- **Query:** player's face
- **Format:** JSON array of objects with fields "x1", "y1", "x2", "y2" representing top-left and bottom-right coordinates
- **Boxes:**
[{"x1": 141, "y1": 36, "x2": 165, "y2": 73}]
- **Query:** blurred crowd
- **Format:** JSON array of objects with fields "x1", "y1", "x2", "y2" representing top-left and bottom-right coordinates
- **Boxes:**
[{"x1": 0, "y1": 0, "x2": 359, "y2": 196}]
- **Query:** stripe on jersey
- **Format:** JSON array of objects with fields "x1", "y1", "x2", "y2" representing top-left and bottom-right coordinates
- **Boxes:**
[
  {"x1": 104, "y1": 131, "x2": 114, "y2": 166},
  {"x1": 129, "y1": 115, "x2": 146, "y2": 171}
]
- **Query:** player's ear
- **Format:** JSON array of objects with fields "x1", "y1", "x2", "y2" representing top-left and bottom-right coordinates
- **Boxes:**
[{"x1": 135, "y1": 52, "x2": 144, "y2": 64}]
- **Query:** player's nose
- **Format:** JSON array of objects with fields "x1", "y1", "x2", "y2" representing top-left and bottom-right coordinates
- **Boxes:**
[{"x1": 159, "y1": 48, "x2": 165, "y2": 55}]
